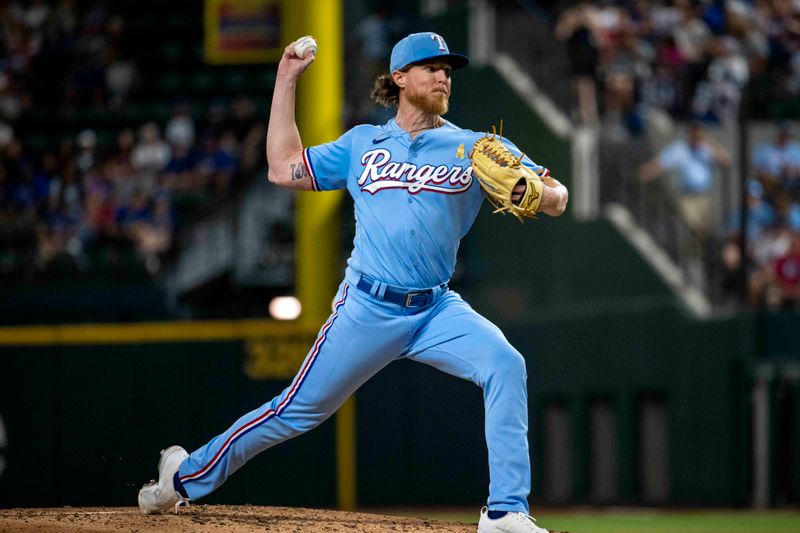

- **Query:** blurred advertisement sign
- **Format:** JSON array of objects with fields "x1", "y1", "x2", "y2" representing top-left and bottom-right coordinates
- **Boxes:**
[{"x1": 205, "y1": 0, "x2": 283, "y2": 64}]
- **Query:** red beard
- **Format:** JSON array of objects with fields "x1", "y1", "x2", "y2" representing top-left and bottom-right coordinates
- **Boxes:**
[{"x1": 406, "y1": 86, "x2": 449, "y2": 116}]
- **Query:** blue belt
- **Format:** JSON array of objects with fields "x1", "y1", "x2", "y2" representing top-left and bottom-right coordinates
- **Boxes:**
[{"x1": 356, "y1": 275, "x2": 447, "y2": 308}]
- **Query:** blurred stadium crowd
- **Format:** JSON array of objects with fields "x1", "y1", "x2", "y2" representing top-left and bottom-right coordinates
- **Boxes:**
[
  {"x1": 0, "y1": 0, "x2": 799, "y2": 311},
  {"x1": 736, "y1": 123, "x2": 800, "y2": 309},
  {"x1": 553, "y1": 0, "x2": 800, "y2": 310},
  {"x1": 556, "y1": 0, "x2": 800, "y2": 128},
  {"x1": 0, "y1": 1, "x2": 266, "y2": 281}
]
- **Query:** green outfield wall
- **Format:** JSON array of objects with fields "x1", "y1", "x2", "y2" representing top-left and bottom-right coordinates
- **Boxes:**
[{"x1": 1, "y1": 309, "x2": 797, "y2": 508}]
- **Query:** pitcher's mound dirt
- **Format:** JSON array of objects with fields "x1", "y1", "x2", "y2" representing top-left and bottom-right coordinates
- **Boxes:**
[{"x1": 0, "y1": 505, "x2": 476, "y2": 532}]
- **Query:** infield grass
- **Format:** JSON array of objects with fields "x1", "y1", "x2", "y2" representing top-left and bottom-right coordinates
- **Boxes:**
[{"x1": 399, "y1": 508, "x2": 800, "y2": 533}]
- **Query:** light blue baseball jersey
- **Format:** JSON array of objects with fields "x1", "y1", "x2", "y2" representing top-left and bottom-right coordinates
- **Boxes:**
[
  {"x1": 165, "y1": 30, "x2": 546, "y2": 519},
  {"x1": 176, "y1": 117, "x2": 544, "y2": 514},
  {"x1": 302, "y1": 118, "x2": 543, "y2": 288}
]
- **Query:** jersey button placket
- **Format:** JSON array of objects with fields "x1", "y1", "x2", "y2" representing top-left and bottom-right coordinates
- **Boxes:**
[
  {"x1": 406, "y1": 145, "x2": 420, "y2": 271},
  {"x1": 410, "y1": 222, "x2": 419, "y2": 268}
]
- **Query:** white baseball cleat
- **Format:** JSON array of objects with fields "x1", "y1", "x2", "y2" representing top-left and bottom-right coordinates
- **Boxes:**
[
  {"x1": 477, "y1": 506, "x2": 550, "y2": 533},
  {"x1": 138, "y1": 445, "x2": 190, "y2": 514}
]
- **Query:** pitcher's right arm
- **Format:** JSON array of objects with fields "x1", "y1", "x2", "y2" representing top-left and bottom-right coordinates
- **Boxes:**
[{"x1": 266, "y1": 43, "x2": 316, "y2": 190}]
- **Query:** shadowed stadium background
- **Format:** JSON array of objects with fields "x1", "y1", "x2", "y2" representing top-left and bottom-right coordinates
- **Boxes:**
[{"x1": 0, "y1": 0, "x2": 799, "y2": 523}]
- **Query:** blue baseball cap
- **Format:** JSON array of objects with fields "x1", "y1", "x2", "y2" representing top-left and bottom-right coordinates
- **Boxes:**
[{"x1": 389, "y1": 32, "x2": 469, "y2": 73}]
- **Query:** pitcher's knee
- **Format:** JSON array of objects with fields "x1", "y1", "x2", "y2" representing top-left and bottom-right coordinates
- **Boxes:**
[
  {"x1": 279, "y1": 408, "x2": 332, "y2": 434},
  {"x1": 487, "y1": 348, "x2": 527, "y2": 385}
]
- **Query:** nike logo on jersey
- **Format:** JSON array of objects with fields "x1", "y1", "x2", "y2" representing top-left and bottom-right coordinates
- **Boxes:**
[{"x1": 358, "y1": 148, "x2": 473, "y2": 195}]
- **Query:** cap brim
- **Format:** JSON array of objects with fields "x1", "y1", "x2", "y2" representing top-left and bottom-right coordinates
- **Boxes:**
[{"x1": 401, "y1": 53, "x2": 470, "y2": 71}]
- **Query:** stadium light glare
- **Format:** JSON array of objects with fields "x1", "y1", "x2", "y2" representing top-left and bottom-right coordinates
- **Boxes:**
[{"x1": 268, "y1": 296, "x2": 302, "y2": 320}]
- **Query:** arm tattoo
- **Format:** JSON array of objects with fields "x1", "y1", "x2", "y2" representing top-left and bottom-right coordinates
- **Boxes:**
[{"x1": 290, "y1": 162, "x2": 309, "y2": 181}]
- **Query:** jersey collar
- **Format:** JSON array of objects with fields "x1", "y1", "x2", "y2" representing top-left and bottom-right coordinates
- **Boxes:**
[{"x1": 377, "y1": 118, "x2": 450, "y2": 145}]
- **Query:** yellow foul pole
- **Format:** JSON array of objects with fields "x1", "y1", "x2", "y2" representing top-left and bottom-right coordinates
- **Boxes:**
[{"x1": 284, "y1": 0, "x2": 354, "y2": 511}]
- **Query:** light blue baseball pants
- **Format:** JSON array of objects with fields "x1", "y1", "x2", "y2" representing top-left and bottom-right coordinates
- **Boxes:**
[{"x1": 177, "y1": 278, "x2": 531, "y2": 513}]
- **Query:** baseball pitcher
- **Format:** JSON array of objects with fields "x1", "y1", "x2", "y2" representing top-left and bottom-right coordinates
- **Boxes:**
[{"x1": 139, "y1": 32, "x2": 568, "y2": 533}]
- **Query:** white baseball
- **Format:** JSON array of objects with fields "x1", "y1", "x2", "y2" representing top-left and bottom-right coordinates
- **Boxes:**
[{"x1": 294, "y1": 36, "x2": 317, "y2": 59}]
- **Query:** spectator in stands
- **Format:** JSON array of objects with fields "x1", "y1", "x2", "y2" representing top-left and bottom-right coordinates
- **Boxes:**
[
  {"x1": 47, "y1": 161, "x2": 81, "y2": 222},
  {"x1": 773, "y1": 231, "x2": 800, "y2": 309},
  {"x1": 31, "y1": 150, "x2": 58, "y2": 212},
  {"x1": 161, "y1": 137, "x2": 199, "y2": 193},
  {"x1": 0, "y1": 1, "x2": 268, "y2": 282},
  {"x1": 131, "y1": 122, "x2": 170, "y2": 195},
  {"x1": 5, "y1": 17, "x2": 36, "y2": 77},
  {"x1": 671, "y1": 1, "x2": 712, "y2": 111},
  {"x1": 114, "y1": 127, "x2": 135, "y2": 165},
  {"x1": 35, "y1": 218, "x2": 65, "y2": 269},
  {"x1": 35, "y1": 155, "x2": 82, "y2": 270},
  {"x1": 165, "y1": 101, "x2": 196, "y2": 148},
  {"x1": 601, "y1": 67, "x2": 646, "y2": 142},
  {"x1": 749, "y1": 224, "x2": 794, "y2": 308},
  {"x1": 130, "y1": 192, "x2": 173, "y2": 274},
  {"x1": 594, "y1": 3, "x2": 653, "y2": 141},
  {"x1": 727, "y1": 169, "x2": 800, "y2": 309},
  {"x1": 74, "y1": 129, "x2": 97, "y2": 174},
  {"x1": 196, "y1": 131, "x2": 236, "y2": 193},
  {"x1": 720, "y1": 183, "x2": 774, "y2": 307},
  {"x1": 104, "y1": 15, "x2": 136, "y2": 110},
  {"x1": 9, "y1": 168, "x2": 38, "y2": 223},
  {"x1": 106, "y1": 127, "x2": 137, "y2": 203},
  {"x1": 5, "y1": 137, "x2": 34, "y2": 208},
  {"x1": 593, "y1": 0, "x2": 629, "y2": 63},
  {"x1": 21, "y1": 0, "x2": 50, "y2": 31},
  {"x1": 737, "y1": 179, "x2": 800, "y2": 310},
  {"x1": 640, "y1": 121, "x2": 731, "y2": 235},
  {"x1": 729, "y1": 180, "x2": 777, "y2": 242},
  {"x1": 640, "y1": 40, "x2": 681, "y2": 115},
  {"x1": 113, "y1": 188, "x2": 150, "y2": 238},
  {"x1": 774, "y1": 191, "x2": 800, "y2": 237},
  {"x1": 727, "y1": 1, "x2": 769, "y2": 72},
  {"x1": 0, "y1": 123, "x2": 13, "y2": 149},
  {"x1": 691, "y1": 36, "x2": 749, "y2": 123},
  {"x1": 556, "y1": 2, "x2": 601, "y2": 124},
  {"x1": 78, "y1": 177, "x2": 114, "y2": 246},
  {"x1": 105, "y1": 53, "x2": 136, "y2": 111},
  {"x1": 0, "y1": 69, "x2": 24, "y2": 122},
  {"x1": 753, "y1": 121, "x2": 800, "y2": 198}
]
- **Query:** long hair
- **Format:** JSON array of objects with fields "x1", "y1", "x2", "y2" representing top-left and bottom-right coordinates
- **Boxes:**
[{"x1": 370, "y1": 71, "x2": 403, "y2": 108}]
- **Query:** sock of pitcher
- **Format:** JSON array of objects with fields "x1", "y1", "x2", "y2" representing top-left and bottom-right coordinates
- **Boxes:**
[{"x1": 173, "y1": 472, "x2": 189, "y2": 499}]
